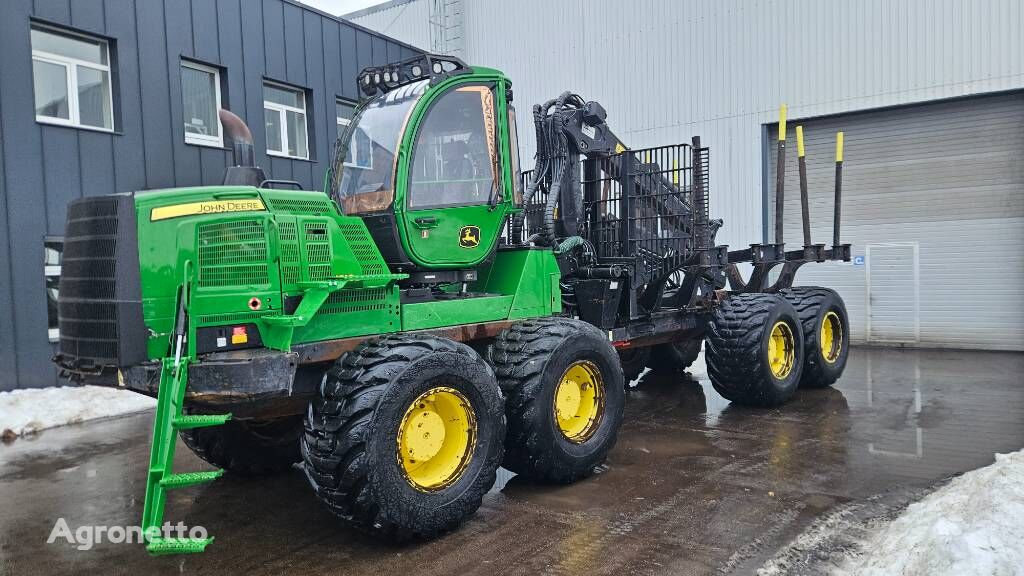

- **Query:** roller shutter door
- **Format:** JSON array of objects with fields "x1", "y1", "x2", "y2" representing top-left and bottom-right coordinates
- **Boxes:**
[{"x1": 768, "y1": 92, "x2": 1024, "y2": 351}]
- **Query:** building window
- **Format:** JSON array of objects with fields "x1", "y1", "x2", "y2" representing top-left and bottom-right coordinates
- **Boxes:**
[
  {"x1": 337, "y1": 98, "x2": 371, "y2": 169},
  {"x1": 336, "y1": 99, "x2": 355, "y2": 136},
  {"x1": 181, "y1": 60, "x2": 223, "y2": 147},
  {"x1": 31, "y1": 24, "x2": 114, "y2": 131},
  {"x1": 264, "y1": 82, "x2": 308, "y2": 159},
  {"x1": 44, "y1": 238, "x2": 63, "y2": 342}
]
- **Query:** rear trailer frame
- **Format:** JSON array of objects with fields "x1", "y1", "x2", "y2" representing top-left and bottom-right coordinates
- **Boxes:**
[{"x1": 516, "y1": 130, "x2": 850, "y2": 339}]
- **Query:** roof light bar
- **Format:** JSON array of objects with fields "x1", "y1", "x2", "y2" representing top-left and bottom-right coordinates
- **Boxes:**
[{"x1": 357, "y1": 53, "x2": 470, "y2": 99}]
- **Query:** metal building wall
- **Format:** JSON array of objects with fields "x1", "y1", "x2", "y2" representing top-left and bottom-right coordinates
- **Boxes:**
[
  {"x1": 353, "y1": 0, "x2": 1024, "y2": 253},
  {"x1": 0, "y1": 0, "x2": 419, "y2": 390},
  {"x1": 346, "y1": 0, "x2": 433, "y2": 56},
  {"x1": 767, "y1": 93, "x2": 1024, "y2": 351}
]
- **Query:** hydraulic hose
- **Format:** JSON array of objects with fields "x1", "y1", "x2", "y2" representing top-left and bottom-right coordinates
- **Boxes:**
[
  {"x1": 555, "y1": 235, "x2": 585, "y2": 254},
  {"x1": 512, "y1": 99, "x2": 558, "y2": 244}
]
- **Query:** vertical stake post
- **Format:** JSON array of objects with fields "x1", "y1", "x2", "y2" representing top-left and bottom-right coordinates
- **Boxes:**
[
  {"x1": 774, "y1": 104, "x2": 787, "y2": 246},
  {"x1": 833, "y1": 131, "x2": 844, "y2": 248},
  {"x1": 797, "y1": 125, "x2": 811, "y2": 247}
]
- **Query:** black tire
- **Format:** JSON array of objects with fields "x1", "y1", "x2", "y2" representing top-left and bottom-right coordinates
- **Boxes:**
[
  {"x1": 647, "y1": 339, "x2": 702, "y2": 373},
  {"x1": 780, "y1": 286, "x2": 850, "y2": 388},
  {"x1": 487, "y1": 317, "x2": 625, "y2": 483},
  {"x1": 302, "y1": 334, "x2": 505, "y2": 541},
  {"x1": 618, "y1": 346, "x2": 651, "y2": 383},
  {"x1": 706, "y1": 293, "x2": 805, "y2": 407},
  {"x1": 180, "y1": 416, "x2": 303, "y2": 476}
]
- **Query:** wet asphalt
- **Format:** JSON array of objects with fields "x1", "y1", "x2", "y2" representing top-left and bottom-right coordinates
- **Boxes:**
[{"x1": 1, "y1": 346, "x2": 1023, "y2": 576}]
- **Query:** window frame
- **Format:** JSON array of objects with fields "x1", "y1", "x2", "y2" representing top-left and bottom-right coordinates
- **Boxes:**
[
  {"x1": 180, "y1": 59, "x2": 224, "y2": 148},
  {"x1": 31, "y1": 24, "x2": 115, "y2": 133},
  {"x1": 507, "y1": 105, "x2": 523, "y2": 205},
  {"x1": 336, "y1": 97, "x2": 371, "y2": 170},
  {"x1": 263, "y1": 80, "x2": 309, "y2": 160},
  {"x1": 336, "y1": 97, "x2": 355, "y2": 136},
  {"x1": 44, "y1": 236, "x2": 63, "y2": 342}
]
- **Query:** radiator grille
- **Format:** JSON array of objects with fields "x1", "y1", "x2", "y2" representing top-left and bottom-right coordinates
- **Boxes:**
[
  {"x1": 57, "y1": 194, "x2": 145, "y2": 368},
  {"x1": 59, "y1": 198, "x2": 120, "y2": 362},
  {"x1": 197, "y1": 219, "x2": 270, "y2": 287}
]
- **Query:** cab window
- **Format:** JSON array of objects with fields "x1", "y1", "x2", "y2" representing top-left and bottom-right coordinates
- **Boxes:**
[
  {"x1": 407, "y1": 85, "x2": 498, "y2": 209},
  {"x1": 335, "y1": 80, "x2": 427, "y2": 214}
]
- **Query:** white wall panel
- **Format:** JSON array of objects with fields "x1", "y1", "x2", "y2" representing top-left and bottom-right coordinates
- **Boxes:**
[
  {"x1": 354, "y1": 0, "x2": 1023, "y2": 250},
  {"x1": 348, "y1": 0, "x2": 432, "y2": 53},
  {"x1": 770, "y1": 94, "x2": 1024, "y2": 351},
  {"x1": 351, "y1": 0, "x2": 1024, "y2": 350}
]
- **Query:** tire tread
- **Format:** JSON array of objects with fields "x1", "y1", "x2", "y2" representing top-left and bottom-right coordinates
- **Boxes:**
[
  {"x1": 705, "y1": 293, "x2": 800, "y2": 407},
  {"x1": 301, "y1": 334, "x2": 494, "y2": 540},
  {"x1": 780, "y1": 286, "x2": 845, "y2": 388},
  {"x1": 487, "y1": 317, "x2": 619, "y2": 483}
]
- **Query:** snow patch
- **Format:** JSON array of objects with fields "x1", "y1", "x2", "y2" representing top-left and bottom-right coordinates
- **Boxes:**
[
  {"x1": 691, "y1": 347, "x2": 707, "y2": 377},
  {"x1": 0, "y1": 386, "x2": 155, "y2": 438},
  {"x1": 835, "y1": 449, "x2": 1024, "y2": 576}
]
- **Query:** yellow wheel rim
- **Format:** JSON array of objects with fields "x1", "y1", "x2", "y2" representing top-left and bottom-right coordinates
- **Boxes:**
[
  {"x1": 820, "y1": 311, "x2": 843, "y2": 364},
  {"x1": 553, "y1": 360, "x2": 604, "y2": 443},
  {"x1": 397, "y1": 387, "x2": 476, "y2": 492},
  {"x1": 767, "y1": 321, "x2": 796, "y2": 379}
]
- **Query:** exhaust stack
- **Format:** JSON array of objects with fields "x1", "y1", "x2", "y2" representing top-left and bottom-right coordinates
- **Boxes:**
[{"x1": 219, "y1": 109, "x2": 267, "y2": 187}]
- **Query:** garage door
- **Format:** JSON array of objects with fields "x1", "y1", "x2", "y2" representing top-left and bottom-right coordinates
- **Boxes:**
[{"x1": 768, "y1": 92, "x2": 1024, "y2": 351}]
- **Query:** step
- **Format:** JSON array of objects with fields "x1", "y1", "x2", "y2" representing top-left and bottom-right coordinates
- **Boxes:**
[
  {"x1": 159, "y1": 470, "x2": 224, "y2": 489},
  {"x1": 146, "y1": 536, "x2": 215, "y2": 556},
  {"x1": 173, "y1": 414, "x2": 231, "y2": 429}
]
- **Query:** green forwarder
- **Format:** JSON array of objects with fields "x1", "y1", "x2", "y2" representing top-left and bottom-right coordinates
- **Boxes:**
[{"x1": 54, "y1": 55, "x2": 851, "y2": 555}]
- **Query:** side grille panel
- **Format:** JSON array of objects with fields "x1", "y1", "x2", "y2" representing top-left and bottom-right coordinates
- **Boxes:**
[
  {"x1": 267, "y1": 198, "x2": 336, "y2": 215},
  {"x1": 320, "y1": 288, "x2": 388, "y2": 314},
  {"x1": 339, "y1": 222, "x2": 387, "y2": 276},
  {"x1": 197, "y1": 219, "x2": 270, "y2": 288},
  {"x1": 278, "y1": 221, "x2": 301, "y2": 286},
  {"x1": 304, "y1": 221, "x2": 332, "y2": 280}
]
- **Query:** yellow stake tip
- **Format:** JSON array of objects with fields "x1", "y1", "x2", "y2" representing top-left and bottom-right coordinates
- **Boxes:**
[
  {"x1": 778, "y1": 104, "x2": 787, "y2": 141},
  {"x1": 835, "y1": 131, "x2": 844, "y2": 162},
  {"x1": 796, "y1": 125, "x2": 805, "y2": 157}
]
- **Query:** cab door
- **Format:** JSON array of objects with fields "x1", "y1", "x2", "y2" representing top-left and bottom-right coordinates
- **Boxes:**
[{"x1": 399, "y1": 82, "x2": 509, "y2": 268}]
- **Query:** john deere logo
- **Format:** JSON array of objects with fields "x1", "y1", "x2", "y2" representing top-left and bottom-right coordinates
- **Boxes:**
[{"x1": 459, "y1": 225, "x2": 480, "y2": 248}]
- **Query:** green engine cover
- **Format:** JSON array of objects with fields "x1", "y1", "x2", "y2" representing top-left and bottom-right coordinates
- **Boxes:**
[
  {"x1": 133, "y1": 186, "x2": 402, "y2": 358},
  {"x1": 131, "y1": 185, "x2": 559, "y2": 360}
]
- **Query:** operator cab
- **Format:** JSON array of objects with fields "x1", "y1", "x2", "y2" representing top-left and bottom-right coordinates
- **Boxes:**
[{"x1": 328, "y1": 55, "x2": 522, "y2": 283}]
